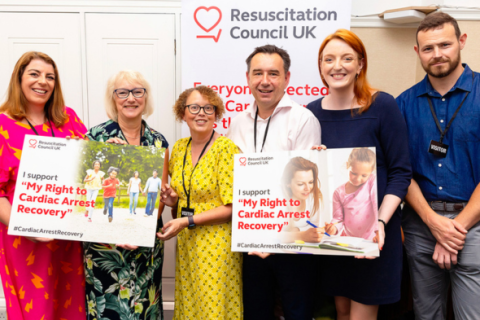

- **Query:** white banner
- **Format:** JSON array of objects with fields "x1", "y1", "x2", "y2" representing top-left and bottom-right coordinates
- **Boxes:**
[
  {"x1": 232, "y1": 148, "x2": 379, "y2": 256},
  {"x1": 182, "y1": 0, "x2": 352, "y2": 136}
]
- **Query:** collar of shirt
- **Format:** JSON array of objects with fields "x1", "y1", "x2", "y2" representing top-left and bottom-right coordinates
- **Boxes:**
[
  {"x1": 416, "y1": 63, "x2": 473, "y2": 98},
  {"x1": 244, "y1": 92, "x2": 293, "y2": 120}
]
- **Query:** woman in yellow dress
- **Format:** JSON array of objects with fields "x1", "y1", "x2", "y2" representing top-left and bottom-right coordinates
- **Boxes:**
[{"x1": 157, "y1": 86, "x2": 242, "y2": 319}]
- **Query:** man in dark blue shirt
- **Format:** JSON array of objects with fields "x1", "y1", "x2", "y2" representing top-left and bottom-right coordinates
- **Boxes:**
[{"x1": 397, "y1": 12, "x2": 480, "y2": 320}]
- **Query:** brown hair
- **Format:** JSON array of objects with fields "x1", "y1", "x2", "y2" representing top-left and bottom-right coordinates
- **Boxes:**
[
  {"x1": 281, "y1": 157, "x2": 323, "y2": 218},
  {"x1": 246, "y1": 44, "x2": 291, "y2": 74},
  {"x1": 318, "y1": 29, "x2": 376, "y2": 114},
  {"x1": 347, "y1": 148, "x2": 376, "y2": 172},
  {"x1": 416, "y1": 12, "x2": 461, "y2": 45},
  {"x1": 173, "y1": 86, "x2": 225, "y2": 122},
  {"x1": 0, "y1": 51, "x2": 67, "y2": 127}
]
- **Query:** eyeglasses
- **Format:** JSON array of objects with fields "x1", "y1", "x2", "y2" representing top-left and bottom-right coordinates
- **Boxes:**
[
  {"x1": 114, "y1": 88, "x2": 146, "y2": 99},
  {"x1": 185, "y1": 104, "x2": 216, "y2": 115}
]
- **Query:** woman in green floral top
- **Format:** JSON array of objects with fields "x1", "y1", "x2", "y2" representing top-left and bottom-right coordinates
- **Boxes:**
[{"x1": 84, "y1": 70, "x2": 169, "y2": 320}]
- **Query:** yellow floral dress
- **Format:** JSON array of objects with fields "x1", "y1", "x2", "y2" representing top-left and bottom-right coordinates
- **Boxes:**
[{"x1": 169, "y1": 136, "x2": 243, "y2": 320}]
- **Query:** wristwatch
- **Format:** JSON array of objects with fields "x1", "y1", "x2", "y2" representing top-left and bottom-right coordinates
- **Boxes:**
[{"x1": 188, "y1": 215, "x2": 196, "y2": 229}]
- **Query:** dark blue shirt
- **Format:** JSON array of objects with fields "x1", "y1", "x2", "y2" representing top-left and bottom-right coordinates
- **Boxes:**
[{"x1": 396, "y1": 64, "x2": 480, "y2": 202}]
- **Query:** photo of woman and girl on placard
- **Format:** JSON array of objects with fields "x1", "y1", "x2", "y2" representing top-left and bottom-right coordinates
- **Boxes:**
[{"x1": 280, "y1": 147, "x2": 379, "y2": 245}]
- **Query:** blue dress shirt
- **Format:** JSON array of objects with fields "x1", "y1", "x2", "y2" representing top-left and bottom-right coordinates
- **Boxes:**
[{"x1": 397, "y1": 64, "x2": 480, "y2": 202}]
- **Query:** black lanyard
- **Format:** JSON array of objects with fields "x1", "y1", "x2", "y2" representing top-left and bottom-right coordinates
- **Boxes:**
[
  {"x1": 254, "y1": 108, "x2": 272, "y2": 153},
  {"x1": 427, "y1": 72, "x2": 474, "y2": 144},
  {"x1": 25, "y1": 118, "x2": 55, "y2": 137},
  {"x1": 182, "y1": 130, "x2": 215, "y2": 208},
  {"x1": 119, "y1": 123, "x2": 144, "y2": 145}
]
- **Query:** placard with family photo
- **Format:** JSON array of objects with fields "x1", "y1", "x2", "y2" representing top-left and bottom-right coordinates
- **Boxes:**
[
  {"x1": 232, "y1": 147, "x2": 380, "y2": 256},
  {"x1": 8, "y1": 135, "x2": 165, "y2": 247}
]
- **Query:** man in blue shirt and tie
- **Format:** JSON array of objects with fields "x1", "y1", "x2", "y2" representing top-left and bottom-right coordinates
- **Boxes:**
[{"x1": 397, "y1": 12, "x2": 480, "y2": 320}]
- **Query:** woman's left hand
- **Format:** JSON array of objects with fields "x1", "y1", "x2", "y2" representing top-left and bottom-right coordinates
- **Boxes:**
[
  {"x1": 105, "y1": 137, "x2": 128, "y2": 145},
  {"x1": 117, "y1": 244, "x2": 139, "y2": 250},
  {"x1": 355, "y1": 221, "x2": 385, "y2": 259},
  {"x1": 65, "y1": 136, "x2": 82, "y2": 141},
  {"x1": 156, "y1": 217, "x2": 188, "y2": 241}
]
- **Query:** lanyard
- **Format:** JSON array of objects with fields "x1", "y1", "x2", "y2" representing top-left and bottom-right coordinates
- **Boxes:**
[
  {"x1": 119, "y1": 123, "x2": 144, "y2": 145},
  {"x1": 427, "y1": 72, "x2": 474, "y2": 144},
  {"x1": 182, "y1": 130, "x2": 215, "y2": 208},
  {"x1": 254, "y1": 108, "x2": 272, "y2": 153},
  {"x1": 25, "y1": 118, "x2": 55, "y2": 137}
]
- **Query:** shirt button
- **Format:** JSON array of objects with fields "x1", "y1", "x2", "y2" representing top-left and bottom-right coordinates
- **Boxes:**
[
  {"x1": 440, "y1": 120, "x2": 444, "y2": 123},
  {"x1": 439, "y1": 186, "x2": 443, "y2": 190},
  {"x1": 438, "y1": 163, "x2": 442, "y2": 167},
  {"x1": 442, "y1": 98, "x2": 445, "y2": 101}
]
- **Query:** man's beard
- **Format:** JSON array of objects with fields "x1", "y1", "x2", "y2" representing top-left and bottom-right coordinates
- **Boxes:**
[{"x1": 423, "y1": 52, "x2": 461, "y2": 78}]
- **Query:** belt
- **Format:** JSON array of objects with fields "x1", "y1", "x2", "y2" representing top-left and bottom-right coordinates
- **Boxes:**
[{"x1": 429, "y1": 201, "x2": 467, "y2": 212}]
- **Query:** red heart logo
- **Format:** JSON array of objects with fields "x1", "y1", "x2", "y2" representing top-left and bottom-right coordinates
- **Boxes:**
[
  {"x1": 194, "y1": 6, "x2": 222, "y2": 33},
  {"x1": 239, "y1": 157, "x2": 246, "y2": 164},
  {"x1": 29, "y1": 139, "x2": 36, "y2": 145}
]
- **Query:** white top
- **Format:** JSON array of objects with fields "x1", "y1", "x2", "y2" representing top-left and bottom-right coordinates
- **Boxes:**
[
  {"x1": 227, "y1": 94, "x2": 321, "y2": 153},
  {"x1": 129, "y1": 177, "x2": 141, "y2": 193}
]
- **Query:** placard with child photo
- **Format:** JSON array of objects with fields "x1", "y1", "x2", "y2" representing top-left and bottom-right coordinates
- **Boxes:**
[
  {"x1": 232, "y1": 147, "x2": 380, "y2": 256},
  {"x1": 8, "y1": 135, "x2": 165, "y2": 247}
]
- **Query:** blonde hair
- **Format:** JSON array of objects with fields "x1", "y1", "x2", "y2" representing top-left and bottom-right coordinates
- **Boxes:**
[
  {"x1": 104, "y1": 70, "x2": 153, "y2": 121},
  {"x1": 347, "y1": 148, "x2": 376, "y2": 171},
  {"x1": 0, "y1": 51, "x2": 68, "y2": 127}
]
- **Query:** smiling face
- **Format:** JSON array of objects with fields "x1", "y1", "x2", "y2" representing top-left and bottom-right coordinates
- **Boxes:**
[
  {"x1": 320, "y1": 39, "x2": 363, "y2": 92},
  {"x1": 288, "y1": 170, "x2": 314, "y2": 201},
  {"x1": 134, "y1": 172, "x2": 139, "y2": 178},
  {"x1": 183, "y1": 90, "x2": 216, "y2": 135},
  {"x1": 114, "y1": 79, "x2": 146, "y2": 122},
  {"x1": 415, "y1": 23, "x2": 465, "y2": 79},
  {"x1": 247, "y1": 53, "x2": 290, "y2": 112},
  {"x1": 348, "y1": 161, "x2": 373, "y2": 187},
  {"x1": 109, "y1": 170, "x2": 118, "y2": 179},
  {"x1": 21, "y1": 59, "x2": 56, "y2": 110},
  {"x1": 93, "y1": 162, "x2": 101, "y2": 170}
]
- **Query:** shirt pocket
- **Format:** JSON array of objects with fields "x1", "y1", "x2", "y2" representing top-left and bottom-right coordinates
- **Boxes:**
[{"x1": 454, "y1": 113, "x2": 480, "y2": 142}]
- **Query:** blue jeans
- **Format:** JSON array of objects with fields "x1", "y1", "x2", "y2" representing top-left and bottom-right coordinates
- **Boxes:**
[
  {"x1": 105, "y1": 197, "x2": 115, "y2": 217},
  {"x1": 129, "y1": 192, "x2": 139, "y2": 214},
  {"x1": 145, "y1": 192, "x2": 158, "y2": 216}
]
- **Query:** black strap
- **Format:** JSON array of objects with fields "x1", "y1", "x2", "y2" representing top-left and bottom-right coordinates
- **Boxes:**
[
  {"x1": 119, "y1": 122, "x2": 144, "y2": 145},
  {"x1": 254, "y1": 108, "x2": 272, "y2": 153},
  {"x1": 182, "y1": 130, "x2": 215, "y2": 207},
  {"x1": 426, "y1": 72, "x2": 474, "y2": 144},
  {"x1": 25, "y1": 118, "x2": 55, "y2": 137}
]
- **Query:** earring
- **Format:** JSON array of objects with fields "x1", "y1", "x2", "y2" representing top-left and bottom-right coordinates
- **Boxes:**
[{"x1": 355, "y1": 73, "x2": 359, "y2": 80}]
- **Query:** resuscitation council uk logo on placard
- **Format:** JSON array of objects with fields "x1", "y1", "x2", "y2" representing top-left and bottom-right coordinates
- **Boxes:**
[
  {"x1": 8, "y1": 135, "x2": 165, "y2": 247},
  {"x1": 232, "y1": 148, "x2": 380, "y2": 256}
]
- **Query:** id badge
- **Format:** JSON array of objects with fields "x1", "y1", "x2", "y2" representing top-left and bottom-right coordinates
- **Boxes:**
[
  {"x1": 180, "y1": 207, "x2": 195, "y2": 218},
  {"x1": 428, "y1": 140, "x2": 448, "y2": 158}
]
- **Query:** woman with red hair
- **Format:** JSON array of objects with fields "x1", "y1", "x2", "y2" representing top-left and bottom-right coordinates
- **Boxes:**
[{"x1": 307, "y1": 30, "x2": 412, "y2": 319}]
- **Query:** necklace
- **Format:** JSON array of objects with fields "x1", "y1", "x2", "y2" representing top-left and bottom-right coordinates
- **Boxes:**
[{"x1": 25, "y1": 115, "x2": 45, "y2": 126}]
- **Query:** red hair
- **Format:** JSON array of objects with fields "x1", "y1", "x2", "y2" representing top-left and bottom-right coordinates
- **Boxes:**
[{"x1": 318, "y1": 29, "x2": 376, "y2": 114}]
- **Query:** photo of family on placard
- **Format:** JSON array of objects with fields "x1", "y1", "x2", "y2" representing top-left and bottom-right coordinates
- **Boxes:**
[{"x1": 75, "y1": 140, "x2": 165, "y2": 246}]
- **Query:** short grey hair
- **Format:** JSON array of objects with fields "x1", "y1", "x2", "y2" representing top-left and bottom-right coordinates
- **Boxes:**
[{"x1": 104, "y1": 70, "x2": 154, "y2": 121}]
